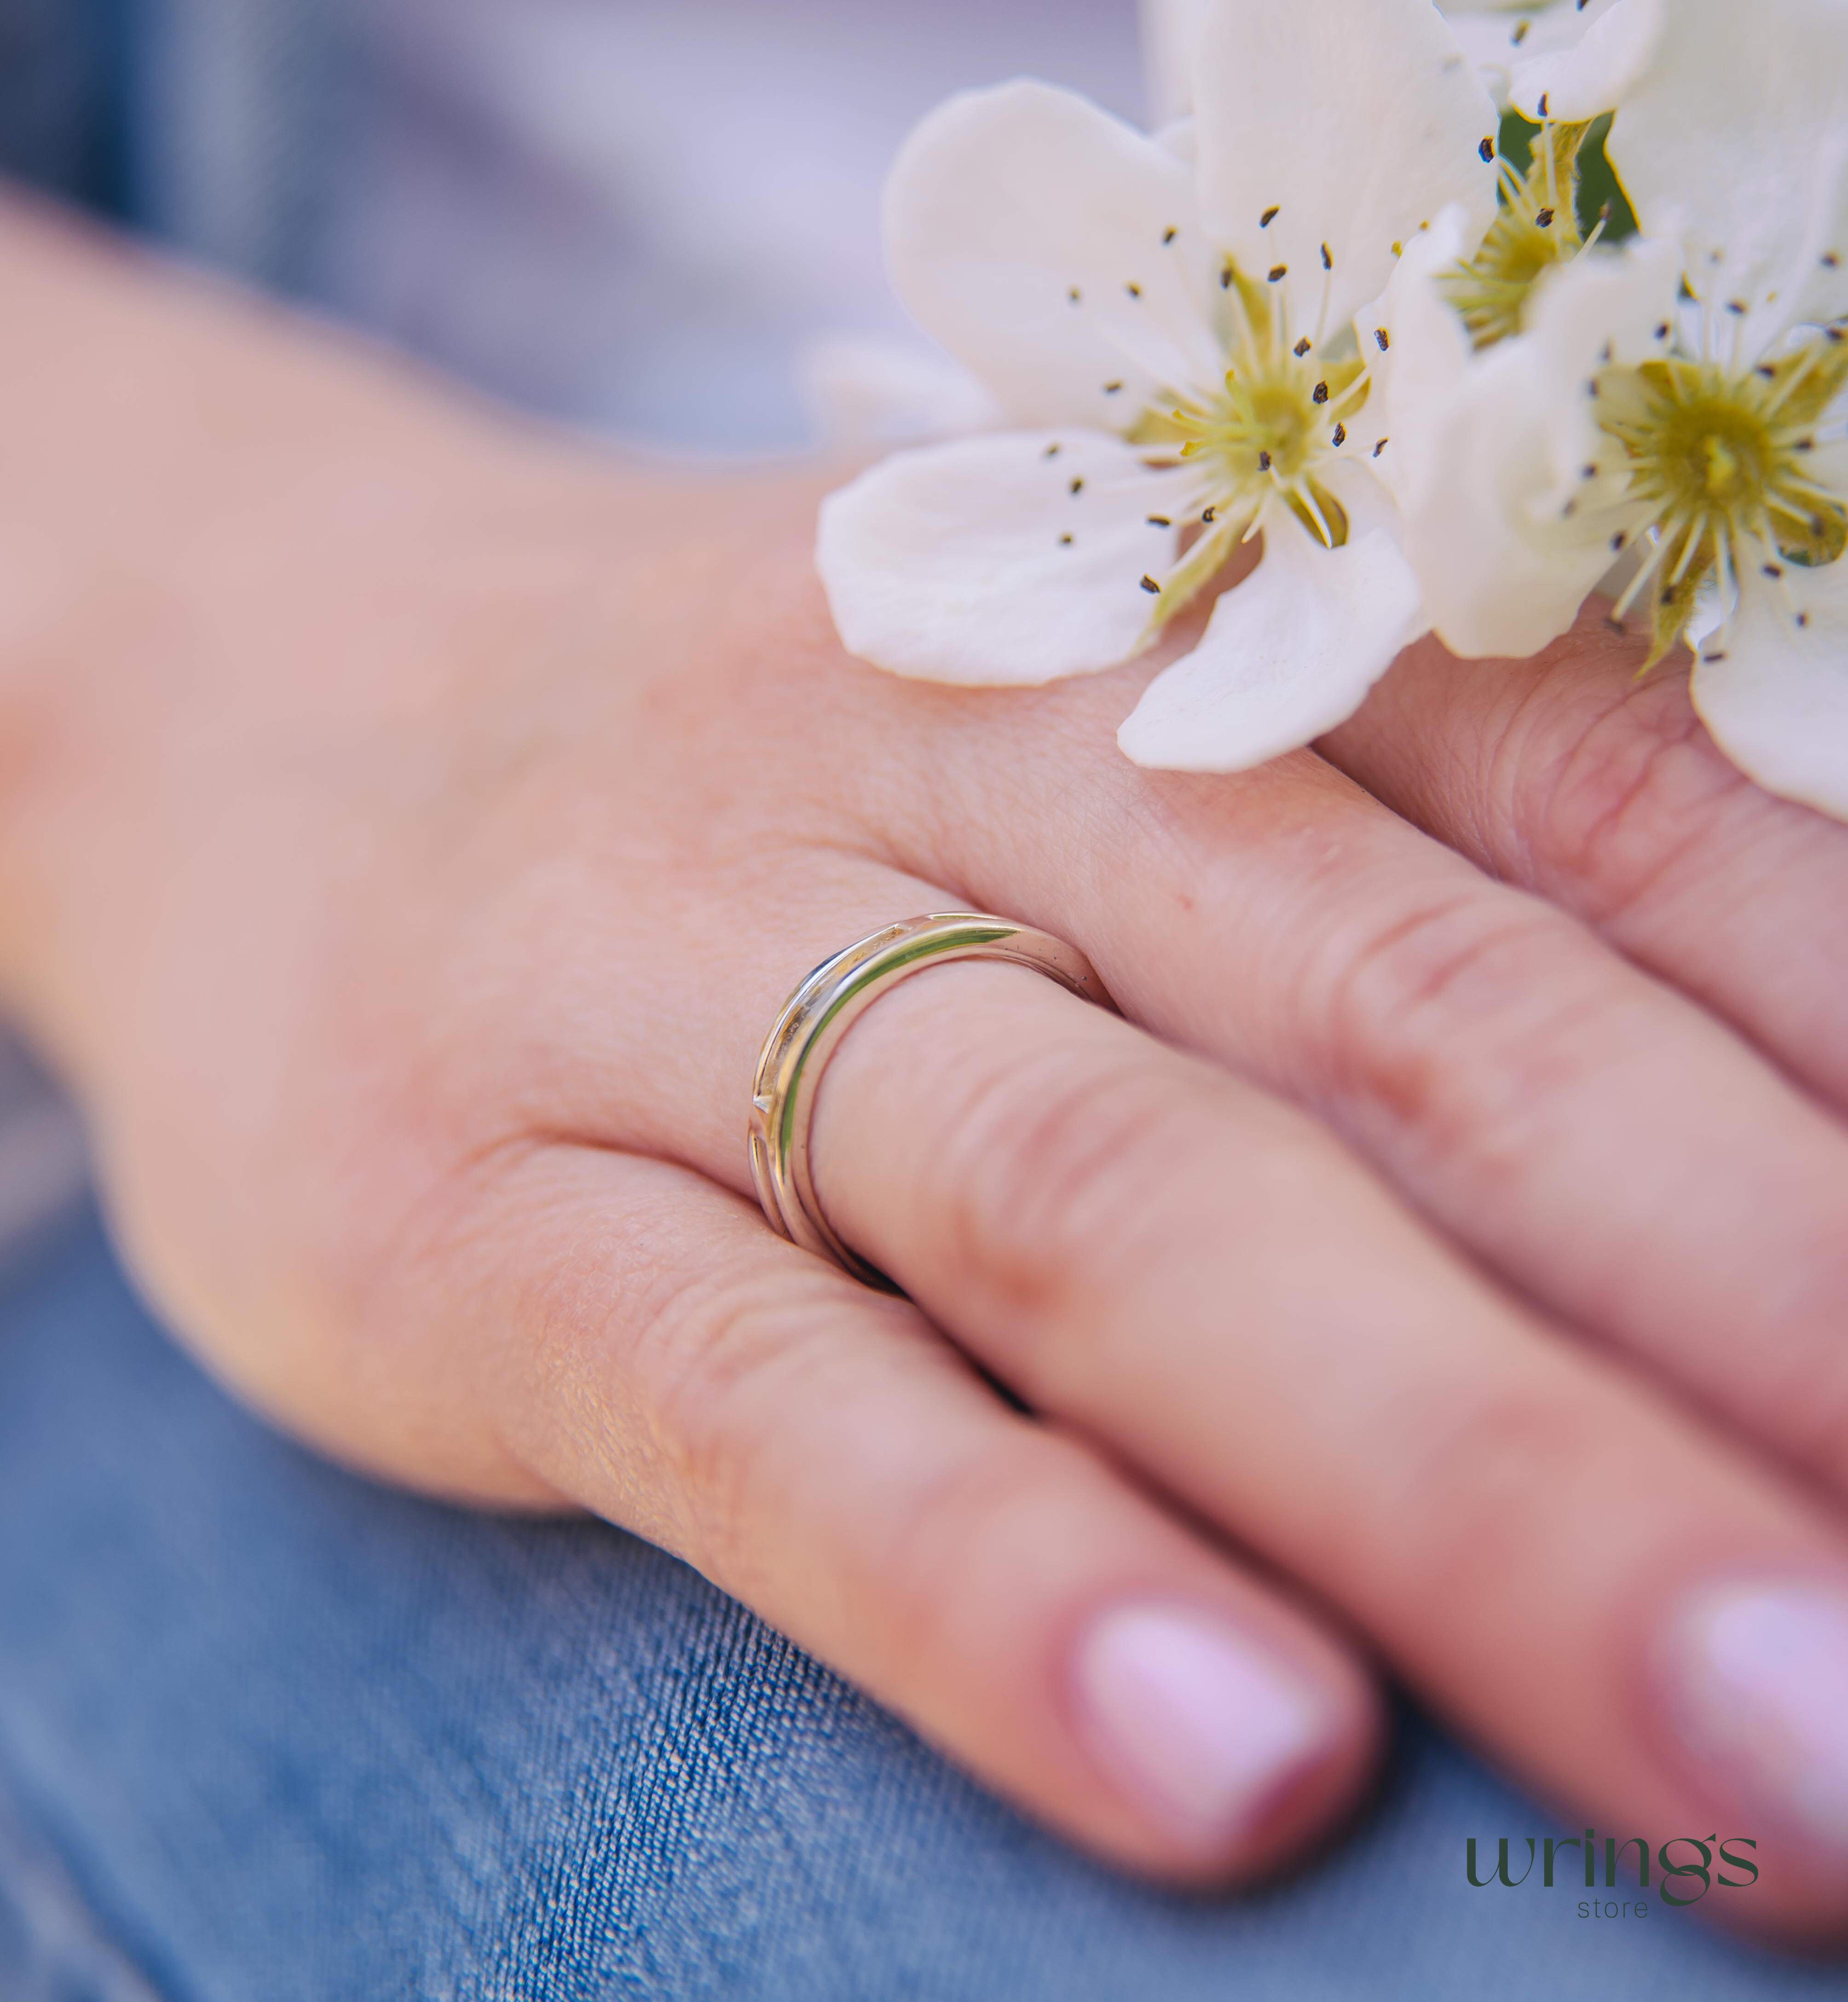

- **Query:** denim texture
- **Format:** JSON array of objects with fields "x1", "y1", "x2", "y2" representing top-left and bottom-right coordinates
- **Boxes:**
[
  {"x1": 0, "y1": 1219, "x2": 1840, "y2": 2001},
  {"x1": 3, "y1": 7, "x2": 1847, "y2": 1994}
]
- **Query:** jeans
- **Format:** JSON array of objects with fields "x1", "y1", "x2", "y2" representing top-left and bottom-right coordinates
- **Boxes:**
[
  {"x1": 3, "y1": 8, "x2": 1846, "y2": 1996},
  {"x1": 0, "y1": 1217, "x2": 1838, "y2": 2000}
]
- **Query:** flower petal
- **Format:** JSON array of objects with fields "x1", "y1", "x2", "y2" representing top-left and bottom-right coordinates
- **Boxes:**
[
  {"x1": 817, "y1": 429, "x2": 1199, "y2": 686},
  {"x1": 1692, "y1": 561, "x2": 1848, "y2": 823},
  {"x1": 884, "y1": 81, "x2": 1224, "y2": 429},
  {"x1": 1397, "y1": 234, "x2": 1683, "y2": 658},
  {"x1": 1116, "y1": 515, "x2": 1426, "y2": 770},
  {"x1": 1530, "y1": 0, "x2": 1848, "y2": 340},
  {"x1": 1191, "y1": 0, "x2": 1499, "y2": 337},
  {"x1": 798, "y1": 336, "x2": 1003, "y2": 451},
  {"x1": 1357, "y1": 205, "x2": 1479, "y2": 515},
  {"x1": 1141, "y1": 0, "x2": 1211, "y2": 127},
  {"x1": 1508, "y1": 0, "x2": 1664, "y2": 120},
  {"x1": 1448, "y1": 0, "x2": 1626, "y2": 109}
]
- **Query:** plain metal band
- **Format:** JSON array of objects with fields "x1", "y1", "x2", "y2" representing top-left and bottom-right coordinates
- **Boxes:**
[{"x1": 748, "y1": 914, "x2": 1113, "y2": 1290}]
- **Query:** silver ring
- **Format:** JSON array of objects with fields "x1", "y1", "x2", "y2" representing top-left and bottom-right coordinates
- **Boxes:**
[{"x1": 748, "y1": 914, "x2": 1112, "y2": 1289}]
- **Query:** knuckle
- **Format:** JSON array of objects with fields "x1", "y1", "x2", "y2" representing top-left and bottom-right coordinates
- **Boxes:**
[
  {"x1": 1745, "y1": 1240, "x2": 1848, "y2": 1489},
  {"x1": 876, "y1": 1431, "x2": 1081, "y2": 1666},
  {"x1": 1392, "y1": 1376, "x2": 1617, "y2": 1609},
  {"x1": 625, "y1": 1249, "x2": 849, "y2": 1577},
  {"x1": 932, "y1": 1042, "x2": 1219, "y2": 1327},
  {"x1": 1519, "y1": 672, "x2": 1749, "y2": 926},
  {"x1": 1308, "y1": 890, "x2": 1612, "y2": 1170}
]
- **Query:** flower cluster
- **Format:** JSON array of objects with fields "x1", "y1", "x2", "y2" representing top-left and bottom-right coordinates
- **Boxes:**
[{"x1": 816, "y1": 0, "x2": 1848, "y2": 820}]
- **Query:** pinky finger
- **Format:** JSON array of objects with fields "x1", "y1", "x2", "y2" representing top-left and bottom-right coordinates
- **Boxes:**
[{"x1": 427, "y1": 1140, "x2": 1381, "y2": 1884}]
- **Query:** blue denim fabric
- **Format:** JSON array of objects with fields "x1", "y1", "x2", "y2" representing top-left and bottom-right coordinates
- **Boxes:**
[
  {"x1": 3, "y1": 9, "x2": 1847, "y2": 1996},
  {"x1": 0, "y1": 1219, "x2": 1840, "y2": 2002}
]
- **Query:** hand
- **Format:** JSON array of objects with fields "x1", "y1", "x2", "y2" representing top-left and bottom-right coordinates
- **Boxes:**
[{"x1": 6, "y1": 202, "x2": 1848, "y2": 1942}]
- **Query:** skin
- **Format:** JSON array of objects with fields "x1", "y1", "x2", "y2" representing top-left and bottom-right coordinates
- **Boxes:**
[{"x1": 4, "y1": 196, "x2": 1848, "y2": 1942}]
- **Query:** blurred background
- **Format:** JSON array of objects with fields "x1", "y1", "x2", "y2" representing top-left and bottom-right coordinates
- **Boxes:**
[{"x1": 0, "y1": 0, "x2": 1151, "y2": 1274}]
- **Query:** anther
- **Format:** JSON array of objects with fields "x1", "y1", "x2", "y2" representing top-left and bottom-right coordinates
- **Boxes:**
[
  {"x1": 1140, "y1": 575, "x2": 1162, "y2": 595},
  {"x1": 1375, "y1": 328, "x2": 1391, "y2": 351},
  {"x1": 1513, "y1": 21, "x2": 1531, "y2": 45},
  {"x1": 1726, "y1": 299, "x2": 1748, "y2": 316},
  {"x1": 1320, "y1": 243, "x2": 1333, "y2": 271},
  {"x1": 1611, "y1": 532, "x2": 1627, "y2": 552},
  {"x1": 1044, "y1": 444, "x2": 1061, "y2": 457},
  {"x1": 1294, "y1": 337, "x2": 1312, "y2": 357},
  {"x1": 1220, "y1": 262, "x2": 1235, "y2": 289},
  {"x1": 1312, "y1": 381, "x2": 1330, "y2": 404},
  {"x1": 1762, "y1": 562, "x2": 1784, "y2": 579},
  {"x1": 1058, "y1": 533, "x2": 1074, "y2": 546},
  {"x1": 1257, "y1": 451, "x2": 1272, "y2": 471},
  {"x1": 1537, "y1": 92, "x2": 1549, "y2": 116},
  {"x1": 1332, "y1": 422, "x2": 1346, "y2": 446},
  {"x1": 1163, "y1": 226, "x2": 1178, "y2": 244},
  {"x1": 1125, "y1": 282, "x2": 1143, "y2": 299},
  {"x1": 1068, "y1": 287, "x2": 1082, "y2": 304},
  {"x1": 1260, "y1": 205, "x2": 1280, "y2": 227},
  {"x1": 1824, "y1": 252, "x2": 1842, "y2": 269},
  {"x1": 1702, "y1": 650, "x2": 1728, "y2": 664},
  {"x1": 1536, "y1": 208, "x2": 1555, "y2": 230},
  {"x1": 1654, "y1": 323, "x2": 1671, "y2": 340},
  {"x1": 1479, "y1": 136, "x2": 1495, "y2": 162},
  {"x1": 1798, "y1": 611, "x2": 1811, "y2": 628},
  {"x1": 1203, "y1": 504, "x2": 1219, "y2": 521},
  {"x1": 1268, "y1": 264, "x2": 1288, "y2": 283},
  {"x1": 1103, "y1": 381, "x2": 1124, "y2": 394},
  {"x1": 1070, "y1": 477, "x2": 1085, "y2": 495},
  {"x1": 1373, "y1": 438, "x2": 1389, "y2": 457},
  {"x1": 1147, "y1": 515, "x2": 1172, "y2": 528}
]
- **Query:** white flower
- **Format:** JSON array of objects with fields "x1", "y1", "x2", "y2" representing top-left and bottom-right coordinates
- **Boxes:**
[
  {"x1": 1142, "y1": 0, "x2": 1618, "y2": 117},
  {"x1": 1386, "y1": 0, "x2": 1848, "y2": 819},
  {"x1": 1445, "y1": 0, "x2": 1633, "y2": 109},
  {"x1": 817, "y1": 0, "x2": 1498, "y2": 772}
]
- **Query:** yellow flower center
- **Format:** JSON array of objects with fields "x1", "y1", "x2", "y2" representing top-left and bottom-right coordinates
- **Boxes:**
[
  {"x1": 1597, "y1": 336, "x2": 1848, "y2": 660},
  {"x1": 1442, "y1": 120, "x2": 1604, "y2": 350},
  {"x1": 1125, "y1": 259, "x2": 1372, "y2": 625}
]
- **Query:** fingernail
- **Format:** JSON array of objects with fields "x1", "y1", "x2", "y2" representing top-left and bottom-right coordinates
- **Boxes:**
[
  {"x1": 1073, "y1": 1602, "x2": 1329, "y2": 1847},
  {"x1": 1666, "y1": 1580, "x2": 1848, "y2": 1853}
]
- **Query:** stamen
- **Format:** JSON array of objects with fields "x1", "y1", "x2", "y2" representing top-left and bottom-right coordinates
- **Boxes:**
[
  {"x1": 1140, "y1": 575, "x2": 1161, "y2": 594},
  {"x1": 1260, "y1": 206, "x2": 1280, "y2": 227}
]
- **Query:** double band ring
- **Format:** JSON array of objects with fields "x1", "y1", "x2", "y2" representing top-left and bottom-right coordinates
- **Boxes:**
[{"x1": 749, "y1": 914, "x2": 1113, "y2": 1289}]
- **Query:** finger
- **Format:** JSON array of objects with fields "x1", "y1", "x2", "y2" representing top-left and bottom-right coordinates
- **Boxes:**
[
  {"x1": 857, "y1": 648, "x2": 1848, "y2": 1504},
  {"x1": 382, "y1": 1137, "x2": 1380, "y2": 1885},
  {"x1": 1317, "y1": 601, "x2": 1848, "y2": 1111},
  {"x1": 809, "y1": 959, "x2": 1848, "y2": 1941}
]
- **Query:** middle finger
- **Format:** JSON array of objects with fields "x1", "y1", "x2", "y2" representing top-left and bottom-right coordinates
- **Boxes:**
[{"x1": 873, "y1": 650, "x2": 1848, "y2": 1499}]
